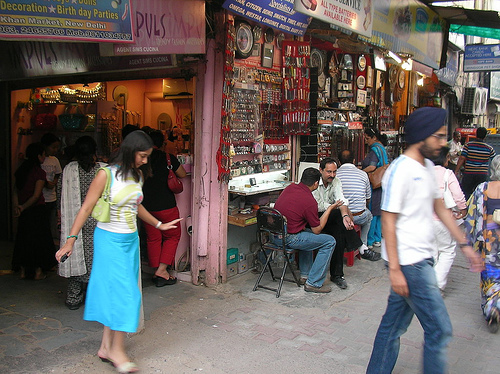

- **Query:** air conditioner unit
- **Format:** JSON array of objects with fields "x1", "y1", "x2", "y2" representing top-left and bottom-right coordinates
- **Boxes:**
[
  {"x1": 461, "y1": 87, "x2": 482, "y2": 116},
  {"x1": 478, "y1": 87, "x2": 489, "y2": 115}
]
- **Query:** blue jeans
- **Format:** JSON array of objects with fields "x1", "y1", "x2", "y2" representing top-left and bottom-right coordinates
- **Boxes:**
[
  {"x1": 368, "y1": 215, "x2": 382, "y2": 245},
  {"x1": 273, "y1": 229, "x2": 335, "y2": 288},
  {"x1": 366, "y1": 258, "x2": 452, "y2": 374},
  {"x1": 353, "y1": 210, "x2": 372, "y2": 246}
]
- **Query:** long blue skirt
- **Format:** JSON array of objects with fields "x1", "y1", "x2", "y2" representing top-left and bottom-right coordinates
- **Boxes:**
[{"x1": 84, "y1": 227, "x2": 141, "y2": 333}]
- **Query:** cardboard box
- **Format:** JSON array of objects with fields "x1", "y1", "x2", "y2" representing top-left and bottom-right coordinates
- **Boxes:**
[
  {"x1": 227, "y1": 262, "x2": 238, "y2": 277},
  {"x1": 227, "y1": 248, "x2": 239, "y2": 264},
  {"x1": 238, "y1": 260, "x2": 248, "y2": 274}
]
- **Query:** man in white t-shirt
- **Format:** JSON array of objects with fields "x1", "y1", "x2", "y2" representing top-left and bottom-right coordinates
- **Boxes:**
[{"x1": 366, "y1": 107, "x2": 483, "y2": 374}]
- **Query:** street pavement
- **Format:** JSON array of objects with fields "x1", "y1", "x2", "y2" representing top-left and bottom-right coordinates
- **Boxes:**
[{"x1": 0, "y1": 242, "x2": 499, "y2": 374}]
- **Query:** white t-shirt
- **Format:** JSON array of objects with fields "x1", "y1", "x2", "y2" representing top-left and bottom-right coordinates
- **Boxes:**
[
  {"x1": 380, "y1": 155, "x2": 440, "y2": 265},
  {"x1": 41, "y1": 155, "x2": 62, "y2": 203}
]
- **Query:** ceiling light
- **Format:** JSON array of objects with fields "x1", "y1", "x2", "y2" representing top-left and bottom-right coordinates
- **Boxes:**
[
  {"x1": 417, "y1": 77, "x2": 424, "y2": 86},
  {"x1": 401, "y1": 58, "x2": 413, "y2": 71},
  {"x1": 388, "y1": 50, "x2": 402, "y2": 64}
]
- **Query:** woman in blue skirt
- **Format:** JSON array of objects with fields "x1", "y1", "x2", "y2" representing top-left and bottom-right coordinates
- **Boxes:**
[{"x1": 56, "y1": 131, "x2": 181, "y2": 373}]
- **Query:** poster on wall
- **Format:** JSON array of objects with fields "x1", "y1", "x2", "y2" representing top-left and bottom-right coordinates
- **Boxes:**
[
  {"x1": 0, "y1": 0, "x2": 134, "y2": 43},
  {"x1": 222, "y1": 0, "x2": 311, "y2": 36},
  {"x1": 491, "y1": 72, "x2": 500, "y2": 101},
  {"x1": 293, "y1": 0, "x2": 374, "y2": 38},
  {"x1": 361, "y1": 0, "x2": 445, "y2": 69},
  {"x1": 109, "y1": 0, "x2": 205, "y2": 56}
]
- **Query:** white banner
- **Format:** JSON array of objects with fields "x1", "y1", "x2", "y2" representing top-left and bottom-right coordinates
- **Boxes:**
[{"x1": 293, "y1": 0, "x2": 374, "y2": 38}]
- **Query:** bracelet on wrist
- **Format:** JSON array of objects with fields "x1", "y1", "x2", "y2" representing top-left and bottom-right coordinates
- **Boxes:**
[
  {"x1": 342, "y1": 214, "x2": 349, "y2": 218},
  {"x1": 155, "y1": 221, "x2": 162, "y2": 229},
  {"x1": 67, "y1": 235, "x2": 78, "y2": 240}
]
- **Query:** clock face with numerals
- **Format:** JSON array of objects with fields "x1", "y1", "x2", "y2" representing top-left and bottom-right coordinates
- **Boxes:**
[
  {"x1": 358, "y1": 55, "x2": 366, "y2": 71},
  {"x1": 235, "y1": 21, "x2": 254, "y2": 59},
  {"x1": 311, "y1": 48, "x2": 325, "y2": 73}
]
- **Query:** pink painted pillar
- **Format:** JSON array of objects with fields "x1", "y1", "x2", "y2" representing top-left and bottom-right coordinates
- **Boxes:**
[{"x1": 190, "y1": 36, "x2": 228, "y2": 285}]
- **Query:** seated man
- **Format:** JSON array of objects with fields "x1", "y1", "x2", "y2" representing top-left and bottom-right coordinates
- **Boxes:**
[
  {"x1": 313, "y1": 158, "x2": 363, "y2": 290},
  {"x1": 337, "y1": 150, "x2": 381, "y2": 261},
  {"x1": 273, "y1": 168, "x2": 336, "y2": 293}
]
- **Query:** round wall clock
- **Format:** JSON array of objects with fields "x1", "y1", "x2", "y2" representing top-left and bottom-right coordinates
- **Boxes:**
[
  {"x1": 311, "y1": 48, "x2": 325, "y2": 73},
  {"x1": 235, "y1": 21, "x2": 254, "y2": 59},
  {"x1": 264, "y1": 27, "x2": 274, "y2": 43},
  {"x1": 398, "y1": 70, "x2": 406, "y2": 89},
  {"x1": 276, "y1": 32, "x2": 285, "y2": 49},
  {"x1": 358, "y1": 55, "x2": 366, "y2": 71},
  {"x1": 356, "y1": 75, "x2": 366, "y2": 89},
  {"x1": 252, "y1": 25, "x2": 262, "y2": 41}
]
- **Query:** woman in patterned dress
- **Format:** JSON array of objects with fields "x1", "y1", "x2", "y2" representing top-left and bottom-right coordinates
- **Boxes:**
[
  {"x1": 58, "y1": 136, "x2": 106, "y2": 310},
  {"x1": 464, "y1": 155, "x2": 500, "y2": 333},
  {"x1": 55, "y1": 131, "x2": 181, "y2": 373}
]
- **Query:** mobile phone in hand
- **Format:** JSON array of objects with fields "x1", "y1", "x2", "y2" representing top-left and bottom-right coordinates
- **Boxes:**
[{"x1": 60, "y1": 253, "x2": 69, "y2": 263}]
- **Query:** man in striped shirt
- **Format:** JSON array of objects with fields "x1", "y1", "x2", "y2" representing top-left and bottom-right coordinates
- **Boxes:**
[
  {"x1": 455, "y1": 127, "x2": 495, "y2": 199},
  {"x1": 337, "y1": 150, "x2": 381, "y2": 261}
]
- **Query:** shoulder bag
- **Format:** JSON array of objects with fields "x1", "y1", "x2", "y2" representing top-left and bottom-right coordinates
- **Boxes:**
[
  {"x1": 368, "y1": 144, "x2": 389, "y2": 189},
  {"x1": 91, "y1": 167, "x2": 113, "y2": 222},
  {"x1": 167, "y1": 154, "x2": 183, "y2": 194}
]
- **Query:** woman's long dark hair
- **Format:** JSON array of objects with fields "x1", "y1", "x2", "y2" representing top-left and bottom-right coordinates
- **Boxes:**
[
  {"x1": 15, "y1": 142, "x2": 44, "y2": 190},
  {"x1": 109, "y1": 130, "x2": 153, "y2": 182},
  {"x1": 74, "y1": 136, "x2": 97, "y2": 172},
  {"x1": 364, "y1": 127, "x2": 388, "y2": 146}
]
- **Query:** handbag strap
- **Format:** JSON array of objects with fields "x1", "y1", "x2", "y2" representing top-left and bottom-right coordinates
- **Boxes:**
[
  {"x1": 372, "y1": 143, "x2": 388, "y2": 166},
  {"x1": 98, "y1": 167, "x2": 112, "y2": 201},
  {"x1": 166, "y1": 153, "x2": 174, "y2": 170}
]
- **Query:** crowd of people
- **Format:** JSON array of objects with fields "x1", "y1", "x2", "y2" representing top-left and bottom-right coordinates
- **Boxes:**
[{"x1": 10, "y1": 107, "x2": 500, "y2": 372}]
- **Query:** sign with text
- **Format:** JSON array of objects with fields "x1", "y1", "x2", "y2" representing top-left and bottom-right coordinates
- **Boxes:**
[
  {"x1": 222, "y1": 0, "x2": 311, "y2": 36},
  {"x1": 111, "y1": 0, "x2": 205, "y2": 56},
  {"x1": 464, "y1": 44, "x2": 500, "y2": 72},
  {"x1": 0, "y1": 41, "x2": 174, "y2": 80},
  {"x1": 293, "y1": 0, "x2": 374, "y2": 38},
  {"x1": 360, "y1": 0, "x2": 444, "y2": 69},
  {"x1": 0, "y1": 0, "x2": 134, "y2": 43}
]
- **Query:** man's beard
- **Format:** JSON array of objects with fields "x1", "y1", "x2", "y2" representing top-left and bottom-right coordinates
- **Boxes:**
[{"x1": 419, "y1": 142, "x2": 441, "y2": 159}]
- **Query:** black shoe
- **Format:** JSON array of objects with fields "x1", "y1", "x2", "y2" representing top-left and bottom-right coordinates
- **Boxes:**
[
  {"x1": 331, "y1": 276, "x2": 347, "y2": 289},
  {"x1": 488, "y1": 309, "x2": 499, "y2": 333},
  {"x1": 65, "y1": 301, "x2": 81, "y2": 310},
  {"x1": 361, "y1": 249, "x2": 382, "y2": 261}
]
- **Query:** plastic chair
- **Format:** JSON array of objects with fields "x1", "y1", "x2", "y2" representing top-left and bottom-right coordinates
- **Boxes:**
[{"x1": 252, "y1": 207, "x2": 301, "y2": 297}]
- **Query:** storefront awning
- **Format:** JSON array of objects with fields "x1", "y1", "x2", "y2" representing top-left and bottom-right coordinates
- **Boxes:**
[{"x1": 421, "y1": 2, "x2": 500, "y2": 39}]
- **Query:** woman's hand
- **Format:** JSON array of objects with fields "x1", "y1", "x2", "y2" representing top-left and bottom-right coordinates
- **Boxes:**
[
  {"x1": 158, "y1": 218, "x2": 183, "y2": 231},
  {"x1": 55, "y1": 243, "x2": 73, "y2": 263},
  {"x1": 13, "y1": 205, "x2": 23, "y2": 218}
]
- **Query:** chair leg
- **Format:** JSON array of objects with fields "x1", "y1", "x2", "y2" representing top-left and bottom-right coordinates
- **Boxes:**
[
  {"x1": 285, "y1": 253, "x2": 301, "y2": 286},
  {"x1": 253, "y1": 249, "x2": 274, "y2": 292}
]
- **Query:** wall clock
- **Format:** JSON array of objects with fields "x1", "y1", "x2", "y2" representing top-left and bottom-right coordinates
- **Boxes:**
[
  {"x1": 356, "y1": 75, "x2": 366, "y2": 89},
  {"x1": 235, "y1": 21, "x2": 254, "y2": 59},
  {"x1": 358, "y1": 55, "x2": 366, "y2": 71},
  {"x1": 398, "y1": 70, "x2": 406, "y2": 89},
  {"x1": 252, "y1": 25, "x2": 262, "y2": 41},
  {"x1": 264, "y1": 27, "x2": 274, "y2": 43},
  {"x1": 276, "y1": 32, "x2": 285, "y2": 49},
  {"x1": 311, "y1": 48, "x2": 325, "y2": 73}
]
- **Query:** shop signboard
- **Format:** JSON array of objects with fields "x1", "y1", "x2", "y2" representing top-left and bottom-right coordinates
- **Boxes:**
[
  {"x1": 293, "y1": 0, "x2": 374, "y2": 38},
  {"x1": 435, "y1": 48, "x2": 459, "y2": 86},
  {"x1": 109, "y1": 0, "x2": 205, "y2": 56},
  {"x1": 490, "y1": 72, "x2": 500, "y2": 101},
  {"x1": 464, "y1": 44, "x2": 500, "y2": 72},
  {"x1": 0, "y1": 0, "x2": 134, "y2": 43},
  {"x1": 360, "y1": 0, "x2": 444, "y2": 70},
  {"x1": 222, "y1": 0, "x2": 311, "y2": 36},
  {"x1": 0, "y1": 41, "x2": 174, "y2": 80}
]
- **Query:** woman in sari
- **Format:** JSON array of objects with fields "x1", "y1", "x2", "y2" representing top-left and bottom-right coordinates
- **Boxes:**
[
  {"x1": 362, "y1": 128, "x2": 389, "y2": 248},
  {"x1": 464, "y1": 154, "x2": 500, "y2": 333}
]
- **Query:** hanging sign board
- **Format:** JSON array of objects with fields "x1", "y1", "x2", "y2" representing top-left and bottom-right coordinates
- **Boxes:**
[
  {"x1": 360, "y1": 0, "x2": 444, "y2": 69},
  {"x1": 293, "y1": 0, "x2": 374, "y2": 38},
  {"x1": 110, "y1": 0, "x2": 205, "y2": 56},
  {"x1": 222, "y1": 0, "x2": 311, "y2": 36},
  {"x1": 464, "y1": 44, "x2": 500, "y2": 72},
  {"x1": 435, "y1": 48, "x2": 459, "y2": 86},
  {"x1": 0, "y1": 0, "x2": 134, "y2": 43},
  {"x1": 490, "y1": 72, "x2": 500, "y2": 101}
]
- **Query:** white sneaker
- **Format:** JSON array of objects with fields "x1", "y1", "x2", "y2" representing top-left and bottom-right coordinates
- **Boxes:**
[{"x1": 358, "y1": 244, "x2": 368, "y2": 254}]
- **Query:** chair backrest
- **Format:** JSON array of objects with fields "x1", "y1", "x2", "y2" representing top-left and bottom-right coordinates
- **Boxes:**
[{"x1": 257, "y1": 207, "x2": 287, "y2": 236}]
